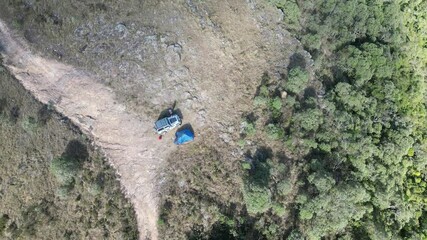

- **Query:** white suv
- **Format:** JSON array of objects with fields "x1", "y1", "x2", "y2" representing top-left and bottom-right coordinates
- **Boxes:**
[{"x1": 154, "y1": 114, "x2": 182, "y2": 135}]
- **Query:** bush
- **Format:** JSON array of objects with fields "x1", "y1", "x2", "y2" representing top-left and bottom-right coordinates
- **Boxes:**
[
  {"x1": 266, "y1": 124, "x2": 284, "y2": 140},
  {"x1": 21, "y1": 116, "x2": 38, "y2": 133},
  {"x1": 287, "y1": 230, "x2": 304, "y2": 240},
  {"x1": 242, "y1": 162, "x2": 252, "y2": 170},
  {"x1": 55, "y1": 185, "x2": 71, "y2": 199},
  {"x1": 291, "y1": 108, "x2": 323, "y2": 132},
  {"x1": 243, "y1": 184, "x2": 272, "y2": 215},
  {"x1": 87, "y1": 182, "x2": 102, "y2": 196},
  {"x1": 50, "y1": 156, "x2": 81, "y2": 185},
  {"x1": 285, "y1": 96, "x2": 297, "y2": 108},
  {"x1": 237, "y1": 139, "x2": 246, "y2": 148},
  {"x1": 269, "y1": 97, "x2": 283, "y2": 119},
  {"x1": 277, "y1": 179, "x2": 292, "y2": 196},
  {"x1": 254, "y1": 96, "x2": 268, "y2": 107},
  {"x1": 242, "y1": 121, "x2": 256, "y2": 136},
  {"x1": 272, "y1": 203, "x2": 286, "y2": 217},
  {"x1": 260, "y1": 85, "x2": 269, "y2": 97},
  {"x1": 285, "y1": 67, "x2": 309, "y2": 94},
  {"x1": 0, "y1": 214, "x2": 9, "y2": 236}
]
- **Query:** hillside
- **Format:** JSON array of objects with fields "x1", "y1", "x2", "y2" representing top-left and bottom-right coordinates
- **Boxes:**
[
  {"x1": 1, "y1": 0, "x2": 427, "y2": 239},
  {"x1": 0, "y1": 64, "x2": 137, "y2": 239}
]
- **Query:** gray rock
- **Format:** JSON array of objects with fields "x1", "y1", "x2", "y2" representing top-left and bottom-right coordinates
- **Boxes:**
[{"x1": 281, "y1": 91, "x2": 288, "y2": 99}]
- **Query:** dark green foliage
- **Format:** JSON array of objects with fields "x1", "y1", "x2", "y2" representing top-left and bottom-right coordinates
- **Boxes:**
[
  {"x1": 265, "y1": 0, "x2": 427, "y2": 239},
  {"x1": 299, "y1": 183, "x2": 370, "y2": 239},
  {"x1": 285, "y1": 67, "x2": 309, "y2": 95},
  {"x1": 242, "y1": 121, "x2": 256, "y2": 136},
  {"x1": 265, "y1": 124, "x2": 284, "y2": 140},
  {"x1": 243, "y1": 184, "x2": 272, "y2": 215},
  {"x1": 287, "y1": 229, "x2": 303, "y2": 240},
  {"x1": 291, "y1": 108, "x2": 323, "y2": 132}
]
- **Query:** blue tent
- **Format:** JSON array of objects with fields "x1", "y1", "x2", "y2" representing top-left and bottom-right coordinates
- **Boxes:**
[{"x1": 174, "y1": 129, "x2": 194, "y2": 145}]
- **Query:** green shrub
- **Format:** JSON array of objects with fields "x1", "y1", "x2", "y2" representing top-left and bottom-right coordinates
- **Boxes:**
[
  {"x1": 243, "y1": 184, "x2": 272, "y2": 215},
  {"x1": 270, "y1": 0, "x2": 301, "y2": 30},
  {"x1": 295, "y1": 194, "x2": 308, "y2": 205},
  {"x1": 285, "y1": 67, "x2": 309, "y2": 94},
  {"x1": 408, "y1": 148, "x2": 415, "y2": 157},
  {"x1": 254, "y1": 96, "x2": 268, "y2": 106},
  {"x1": 277, "y1": 179, "x2": 292, "y2": 196},
  {"x1": 285, "y1": 95, "x2": 297, "y2": 108},
  {"x1": 87, "y1": 182, "x2": 102, "y2": 196},
  {"x1": 299, "y1": 208, "x2": 313, "y2": 220},
  {"x1": 291, "y1": 108, "x2": 323, "y2": 132},
  {"x1": 243, "y1": 121, "x2": 256, "y2": 136},
  {"x1": 272, "y1": 203, "x2": 286, "y2": 217},
  {"x1": 287, "y1": 230, "x2": 304, "y2": 240},
  {"x1": 21, "y1": 116, "x2": 38, "y2": 133},
  {"x1": 260, "y1": 85, "x2": 269, "y2": 97},
  {"x1": 237, "y1": 139, "x2": 246, "y2": 148},
  {"x1": 308, "y1": 173, "x2": 335, "y2": 193},
  {"x1": 157, "y1": 218, "x2": 165, "y2": 227},
  {"x1": 50, "y1": 156, "x2": 81, "y2": 185},
  {"x1": 262, "y1": 222, "x2": 279, "y2": 239},
  {"x1": 266, "y1": 124, "x2": 284, "y2": 140},
  {"x1": 242, "y1": 162, "x2": 252, "y2": 170},
  {"x1": 270, "y1": 97, "x2": 282, "y2": 111}
]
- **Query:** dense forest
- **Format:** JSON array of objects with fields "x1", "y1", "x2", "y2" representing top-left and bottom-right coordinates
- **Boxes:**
[
  {"x1": 159, "y1": 0, "x2": 427, "y2": 239},
  {"x1": 270, "y1": 0, "x2": 427, "y2": 238}
]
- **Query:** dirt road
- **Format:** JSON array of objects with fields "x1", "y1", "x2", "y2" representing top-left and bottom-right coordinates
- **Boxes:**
[{"x1": 0, "y1": 20, "x2": 167, "y2": 240}]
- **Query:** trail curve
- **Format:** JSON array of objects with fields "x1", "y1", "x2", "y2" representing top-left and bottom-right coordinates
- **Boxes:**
[{"x1": 0, "y1": 20, "x2": 168, "y2": 240}]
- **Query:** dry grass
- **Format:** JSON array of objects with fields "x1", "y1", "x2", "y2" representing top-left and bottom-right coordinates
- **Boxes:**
[{"x1": 0, "y1": 66, "x2": 138, "y2": 239}]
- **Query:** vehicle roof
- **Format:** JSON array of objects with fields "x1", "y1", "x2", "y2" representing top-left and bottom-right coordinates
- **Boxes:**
[{"x1": 155, "y1": 118, "x2": 170, "y2": 129}]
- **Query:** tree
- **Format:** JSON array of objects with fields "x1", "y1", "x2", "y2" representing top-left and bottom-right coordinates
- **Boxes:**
[
  {"x1": 285, "y1": 67, "x2": 310, "y2": 95},
  {"x1": 300, "y1": 184, "x2": 370, "y2": 239},
  {"x1": 243, "y1": 184, "x2": 272, "y2": 215}
]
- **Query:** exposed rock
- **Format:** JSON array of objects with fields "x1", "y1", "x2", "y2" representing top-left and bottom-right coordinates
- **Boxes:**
[
  {"x1": 220, "y1": 133, "x2": 231, "y2": 143},
  {"x1": 281, "y1": 90, "x2": 288, "y2": 99}
]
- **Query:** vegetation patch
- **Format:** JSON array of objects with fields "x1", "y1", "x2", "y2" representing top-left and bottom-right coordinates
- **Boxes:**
[
  {"x1": 0, "y1": 66, "x2": 138, "y2": 239},
  {"x1": 263, "y1": 0, "x2": 427, "y2": 239}
]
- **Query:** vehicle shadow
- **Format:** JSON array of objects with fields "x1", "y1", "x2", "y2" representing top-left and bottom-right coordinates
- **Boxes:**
[{"x1": 157, "y1": 101, "x2": 183, "y2": 120}]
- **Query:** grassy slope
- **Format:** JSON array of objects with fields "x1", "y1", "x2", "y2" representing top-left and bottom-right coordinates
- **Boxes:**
[{"x1": 0, "y1": 65, "x2": 138, "y2": 239}]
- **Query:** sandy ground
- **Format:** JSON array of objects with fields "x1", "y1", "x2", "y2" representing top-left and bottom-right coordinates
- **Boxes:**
[{"x1": 0, "y1": 0, "x2": 311, "y2": 239}]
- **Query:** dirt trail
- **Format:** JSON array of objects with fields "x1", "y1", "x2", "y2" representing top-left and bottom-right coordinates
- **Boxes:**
[{"x1": 0, "y1": 20, "x2": 166, "y2": 240}]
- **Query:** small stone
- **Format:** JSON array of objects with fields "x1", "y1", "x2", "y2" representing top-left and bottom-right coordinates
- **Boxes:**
[
  {"x1": 115, "y1": 23, "x2": 127, "y2": 33},
  {"x1": 220, "y1": 133, "x2": 231, "y2": 143},
  {"x1": 281, "y1": 91, "x2": 288, "y2": 99}
]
